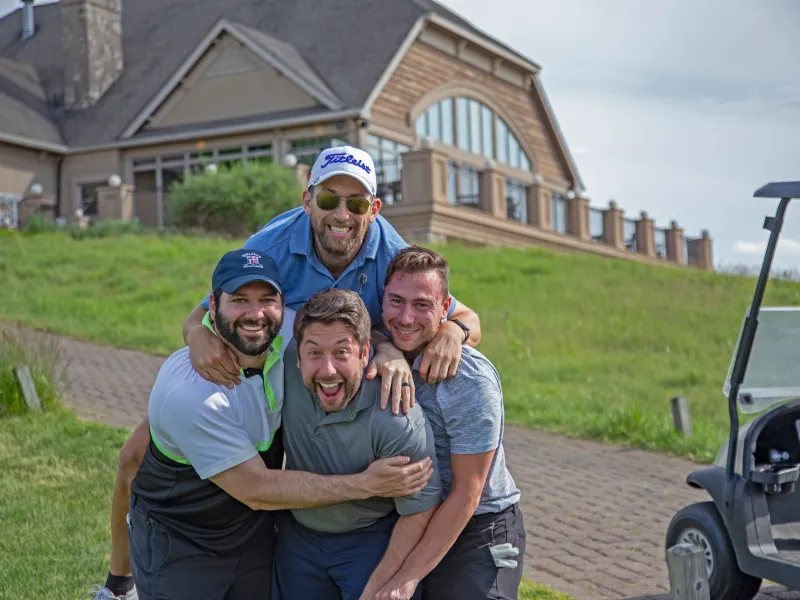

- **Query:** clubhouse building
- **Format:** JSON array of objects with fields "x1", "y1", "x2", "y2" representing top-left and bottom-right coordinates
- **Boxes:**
[{"x1": 0, "y1": 0, "x2": 713, "y2": 269}]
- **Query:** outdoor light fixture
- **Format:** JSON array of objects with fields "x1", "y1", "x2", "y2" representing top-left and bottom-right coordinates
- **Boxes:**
[
  {"x1": 204, "y1": 163, "x2": 218, "y2": 175},
  {"x1": 533, "y1": 173, "x2": 544, "y2": 184},
  {"x1": 29, "y1": 182, "x2": 43, "y2": 195},
  {"x1": 108, "y1": 174, "x2": 122, "y2": 188},
  {"x1": 282, "y1": 153, "x2": 298, "y2": 168}
]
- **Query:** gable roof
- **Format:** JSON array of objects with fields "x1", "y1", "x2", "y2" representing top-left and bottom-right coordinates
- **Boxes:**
[
  {"x1": 0, "y1": 56, "x2": 64, "y2": 149},
  {"x1": 0, "y1": 0, "x2": 424, "y2": 148},
  {"x1": 121, "y1": 19, "x2": 344, "y2": 138},
  {"x1": 0, "y1": 1, "x2": 582, "y2": 189}
]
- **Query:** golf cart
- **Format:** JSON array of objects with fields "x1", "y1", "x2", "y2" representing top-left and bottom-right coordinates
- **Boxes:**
[{"x1": 665, "y1": 181, "x2": 800, "y2": 600}]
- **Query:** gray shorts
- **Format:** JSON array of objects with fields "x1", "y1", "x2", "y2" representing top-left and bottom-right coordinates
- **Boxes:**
[{"x1": 128, "y1": 506, "x2": 276, "y2": 600}]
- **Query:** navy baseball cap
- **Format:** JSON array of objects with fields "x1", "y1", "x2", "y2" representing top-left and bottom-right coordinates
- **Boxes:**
[{"x1": 212, "y1": 249, "x2": 283, "y2": 296}]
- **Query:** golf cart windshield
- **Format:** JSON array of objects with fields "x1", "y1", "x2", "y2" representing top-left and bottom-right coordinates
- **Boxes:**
[{"x1": 724, "y1": 307, "x2": 800, "y2": 414}]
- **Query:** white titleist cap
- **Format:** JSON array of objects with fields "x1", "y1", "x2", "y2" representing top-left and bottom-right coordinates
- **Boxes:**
[{"x1": 308, "y1": 145, "x2": 377, "y2": 196}]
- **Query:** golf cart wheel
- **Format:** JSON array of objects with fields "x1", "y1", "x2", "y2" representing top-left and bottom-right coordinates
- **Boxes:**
[{"x1": 665, "y1": 502, "x2": 761, "y2": 600}]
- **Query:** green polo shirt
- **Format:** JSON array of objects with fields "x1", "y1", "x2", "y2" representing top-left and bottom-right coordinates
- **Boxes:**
[{"x1": 281, "y1": 339, "x2": 442, "y2": 533}]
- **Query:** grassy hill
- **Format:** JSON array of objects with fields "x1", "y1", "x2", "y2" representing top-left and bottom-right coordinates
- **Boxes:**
[{"x1": 3, "y1": 229, "x2": 800, "y2": 463}]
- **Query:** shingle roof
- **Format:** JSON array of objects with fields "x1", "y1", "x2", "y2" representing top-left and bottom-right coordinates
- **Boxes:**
[
  {"x1": 0, "y1": 0, "x2": 544, "y2": 149},
  {"x1": 0, "y1": 56, "x2": 63, "y2": 146}
]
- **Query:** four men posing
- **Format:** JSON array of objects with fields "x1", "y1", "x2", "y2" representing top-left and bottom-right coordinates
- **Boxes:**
[{"x1": 100, "y1": 145, "x2": 524, "y2": 600}]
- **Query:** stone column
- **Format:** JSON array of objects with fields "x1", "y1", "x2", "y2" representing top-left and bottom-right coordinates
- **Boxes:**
[
  {"x1": 635, "y1": 211, "x2": 656, "y2": 257},
  {"x1": 293, "y1": 163, "x2": 310, "y2": 188},
  {"x1": 97, "y1": 184, "x2": 135, "y2": 221},
  {"x1": 687, "y1": 229, "x2": 713, "y2": 270},
  {"x1": 479, "y1": 165, "x2": 506, "y2": 219},
  {"x1": 400, "y1": 147, "x2": 450, "y2": 206},
  {"x1": 527, "y1": 176, "x2": 551, "y2": 230},
  {"x1": 567, "y1": 193, "x2": 590, "y2": 241},
  {"x1": 602, "y1": 200, "x2": 624, "y2": 250},
  {"x1": 666, "y1": 220, "x2": 686, "y2": 265}
]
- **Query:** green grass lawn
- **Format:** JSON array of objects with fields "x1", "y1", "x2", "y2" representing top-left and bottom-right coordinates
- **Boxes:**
[
  {"x1": 0, "y1": 410, "x2": 570, "y2": 599},
  {"x1": 3, "y1": 231, "x2": 800, "y2": 463}
]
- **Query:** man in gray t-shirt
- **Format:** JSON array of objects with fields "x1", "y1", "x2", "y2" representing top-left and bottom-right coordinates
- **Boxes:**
[
  {"x1": 371, "y1": 247, "x2": 526, "y2": 600},
  {"x1": 128, "y1": 250, "x2": 434, "y2": 600},
  {"x1": 273, "y1": 288, "x2": 441, "y2": 600}
]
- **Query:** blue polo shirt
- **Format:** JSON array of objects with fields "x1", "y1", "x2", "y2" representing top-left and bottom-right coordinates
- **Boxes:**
[{"x1": 202, "y1": 207, "x2": 456, "y2": 325}]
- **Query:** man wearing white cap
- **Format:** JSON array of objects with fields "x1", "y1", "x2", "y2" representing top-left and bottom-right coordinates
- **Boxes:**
[{"x1": 98, "y1": 145, "x2": 482, "y2": 599}]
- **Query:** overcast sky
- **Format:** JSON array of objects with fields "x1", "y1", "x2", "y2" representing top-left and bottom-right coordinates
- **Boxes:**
[{"x1": 1, "y1": 0, "x2": 798, "y2": 270}]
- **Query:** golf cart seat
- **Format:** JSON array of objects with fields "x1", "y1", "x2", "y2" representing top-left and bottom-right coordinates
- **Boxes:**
[{"x1": 754, "y1": 182, "x2": 800, "y2": 199}]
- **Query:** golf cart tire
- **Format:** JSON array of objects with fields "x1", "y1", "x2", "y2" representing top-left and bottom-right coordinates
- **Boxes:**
[{"x1": 665, "y1": 502, "x2": 762, "y2": 600}]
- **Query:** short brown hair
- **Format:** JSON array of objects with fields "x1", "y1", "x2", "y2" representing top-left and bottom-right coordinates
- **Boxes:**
[
  {"x1": 294, "y1": 288, "x2": 372, "y2": 348},
  {"x1": 384, "y1": 246, "x2": 449, "y2": 301}
]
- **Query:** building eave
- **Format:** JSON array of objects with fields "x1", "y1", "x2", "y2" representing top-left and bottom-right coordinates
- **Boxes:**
[
  {"x1": 0, "y1": 131, "x2": 68, "y2": 154},
  {"x1": 427, "y1": 12, "x2": 541, "y2": 75},
  {"x1": 67, "y1": 108, "x2": 364, "y2": 153}
]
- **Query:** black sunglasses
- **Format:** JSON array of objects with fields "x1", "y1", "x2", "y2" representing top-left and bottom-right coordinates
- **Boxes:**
[{"x1": 315, "y1": 192, "x2": 373, "y2": 216}]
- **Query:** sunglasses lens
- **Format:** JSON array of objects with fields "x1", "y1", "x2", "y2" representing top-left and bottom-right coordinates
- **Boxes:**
[
  {"x1": 315, "y1": 192, "x2": 341, "y2": 211},
  {"x1": 345, "y1": 197, "x2": 371, "y2": 215}
]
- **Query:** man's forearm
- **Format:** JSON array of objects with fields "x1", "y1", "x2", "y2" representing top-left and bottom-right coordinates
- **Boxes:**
[
  {"x1": 365, "y1": 508, "x2": 437, "y2": 591},
  {"x1": 182, "y1": 304, "x2": 208, "y2": 345},
  {"x1": 392, "y1": 492, "x2": 478, "y2": 582},
  {"x1": 109, "y1": 469, "x2": 133, "y2": 575},
  {"x1": 226, "y1": 466, "x2": 372, "y2": 511}
]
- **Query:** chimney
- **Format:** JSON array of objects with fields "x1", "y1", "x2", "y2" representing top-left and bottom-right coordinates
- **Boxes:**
[
  {"x1": 21, "y1": 0, "x2": 34, "y2": 40},
  {"x1": 61, "y1": 0, "x2": 124, "y2": 110}
]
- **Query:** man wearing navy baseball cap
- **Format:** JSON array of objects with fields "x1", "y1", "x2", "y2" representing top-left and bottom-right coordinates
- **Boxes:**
[
  {"x1": 99, "y1": 145, "x2": 483, "y2": 598},
  {"x1": 125, "y1": 249, "x2": 433, "y2": 600}
]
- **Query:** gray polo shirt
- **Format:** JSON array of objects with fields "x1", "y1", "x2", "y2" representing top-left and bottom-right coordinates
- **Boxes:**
[
  {"x1": 413, "y1": 345, "x2": 521, "y2": 515},
  {"x1": 282, "y1": 340, "x2": 442, "y2": 533}
]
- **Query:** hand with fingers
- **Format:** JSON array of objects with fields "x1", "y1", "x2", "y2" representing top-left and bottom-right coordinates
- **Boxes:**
[
  {"x1": 365, "y1": 342, "x2": 415, "y2": 415},
  {"x1": 362, "y1": 455, "x2": 434, "y2": 498},
  {"x1": 187, "y1": 324, "x2": 241, "y2": 389},
  {"x1": 417, "y1": 322, "x2": 463, "y2": 384}
]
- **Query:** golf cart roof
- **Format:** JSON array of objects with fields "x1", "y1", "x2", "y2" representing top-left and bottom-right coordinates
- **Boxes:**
[
  {"x1": 724, "y1": 307, "x2": 800, "y2": 414},
  {"x1": 754, "y1": 182, "x2": 800, "y2": 199}
]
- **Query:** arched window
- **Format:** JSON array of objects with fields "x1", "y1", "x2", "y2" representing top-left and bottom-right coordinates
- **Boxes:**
[{"x1": 415, "y1": 97, "x2": 531, "y2": 171}]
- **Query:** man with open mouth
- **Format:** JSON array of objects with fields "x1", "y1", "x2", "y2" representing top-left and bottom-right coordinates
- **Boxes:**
[
  {"x1": 126, "y1": 250, "x2": 434, "y2": 600},
  {"x1": 98, "y1": 145, "x2": 482, "y2": 599},
  {"x1": 273, "y1": 288, "x2": 441, "y2": 600}
]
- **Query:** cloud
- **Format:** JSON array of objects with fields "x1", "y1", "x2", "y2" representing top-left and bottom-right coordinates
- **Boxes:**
[{"x1": 735, "y1": 239, "x2": 800, "y2": 256}]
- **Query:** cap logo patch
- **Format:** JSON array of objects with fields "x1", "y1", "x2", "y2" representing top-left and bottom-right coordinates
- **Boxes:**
[
  {"x1": 320, "y1": 152, "x2": 372, "y2": 174},
  {"x1": 242, "y1": 252, "x2": 263, "y2": 269}
]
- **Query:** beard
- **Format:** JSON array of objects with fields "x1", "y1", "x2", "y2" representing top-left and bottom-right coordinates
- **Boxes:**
[
  {"x1": 215, "y1": 310, "x2": 282, "y2": 356},
  {"x1": 312, "y1": 214, "x2": 368, "y2": 259}
]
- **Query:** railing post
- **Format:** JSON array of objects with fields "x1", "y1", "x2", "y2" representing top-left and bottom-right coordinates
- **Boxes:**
[
  {"x1": 400, "y1": 147, "x2": 449, "y2": 207},
  {"x1": 635, "y1": 211, "x2": 656, "y2": 257},
  {"x1": 686, "y1": 230, "x2": 714, "y2": 270},
  {"x1": 666, "y1": 220, "x2": 686, "y2": 265},
  {"x1": 479, "y1": 160, "x2": 506, "y2": 219},
  {"x1": 567, "y1": 192, "x2": 590, "y2": 241},
  {"x1": 527, "y1": 176, "x2": 552, "y2": 231},
  {"x1": 602, "y1": 200, "x2": 625, "y2": 250}
]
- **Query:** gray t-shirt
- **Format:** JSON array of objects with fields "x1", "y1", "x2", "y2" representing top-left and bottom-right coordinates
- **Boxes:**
[
  {"x1": 130, "y1": 310, "x2": 295, "y2": 555},
  {"x1": 282, "y1": 340, "x2": 442, "y2": 533},
  {"x1": 148, "y1": 309, "x2": 295, "y2": 479},
  {"x1": 412, "y1": 345, "x2": 520, "y2": 514}
]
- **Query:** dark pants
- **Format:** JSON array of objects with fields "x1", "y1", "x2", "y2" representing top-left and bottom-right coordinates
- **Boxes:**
[
  {"x1": 422, "y1": 503, "x2": 526, "y2": 600},
  {"x1": 129, "y1": 506, "x2": 276, "y2": 600},
  {"x1": 272, "y1": 511, "x2": 419, "y2": 600}
]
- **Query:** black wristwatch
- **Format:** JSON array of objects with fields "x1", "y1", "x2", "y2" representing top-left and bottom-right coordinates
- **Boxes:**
[{"x1": 450, "y1": 318, "x2": 470, "y2": 344}]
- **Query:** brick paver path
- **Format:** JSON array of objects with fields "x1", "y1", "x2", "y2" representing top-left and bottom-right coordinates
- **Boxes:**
[{"x1": 25, "y1": 326, "x2": 799, "y2": 600}]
